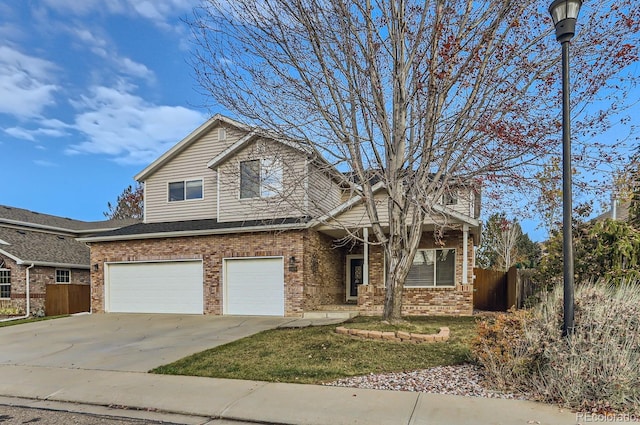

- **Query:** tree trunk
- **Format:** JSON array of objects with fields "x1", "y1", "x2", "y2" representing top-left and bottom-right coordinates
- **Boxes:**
[{"x1": 383, "y1": 254, "x2": 409, "y2": 323}]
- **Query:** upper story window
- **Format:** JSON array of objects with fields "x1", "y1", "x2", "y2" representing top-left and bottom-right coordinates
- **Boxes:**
[
  {"x1": 168, "y1": 179, "x2": 203, "y2": 202},
  {"x1": 240, "y1": 159, "x2": 283, "y2": 199},
  {"x1": 56, "y1": 269, "x2": 70, "y2": 284},
  {"x1": 405, "y1": 249, "x2": 456, "y2": 287},
  {"x1": 0, "y1": 269, "x2": 10, "y2": 298},
  {"x1": 444, "y1": 191, "x2": 458, "y2": 205}
]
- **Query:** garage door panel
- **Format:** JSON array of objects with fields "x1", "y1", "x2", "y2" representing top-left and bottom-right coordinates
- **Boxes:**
[
  {"x1": 225, "y1": 258, "x2": 284, "y2": 316},
  {"x1": 107, "y1": 261, "x2": 203, "y2": 314}
]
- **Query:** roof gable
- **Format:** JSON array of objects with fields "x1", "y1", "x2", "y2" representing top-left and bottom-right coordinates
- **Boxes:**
[
  {"x1": 312, "y1": 182, "x2": 479, "y2": 229},
  {"x1": 206, "y1": 131, "x2": 313, "y2": 169},
  {"x1": 134, "y1": 114, "x2": 252, "y2": 182}
]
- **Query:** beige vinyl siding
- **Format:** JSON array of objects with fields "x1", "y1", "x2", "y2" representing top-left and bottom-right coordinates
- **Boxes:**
[
  {"x1": 442, "y1": 188, "x2": 474, "y2": 218},
  {"x1": 318, "y1": 192, "x2": 390, "y2": 229},
  {"x1": 217, "y1": 138, "x2": 307, "y2": 222},
  {"x1": 144, "y1": 125, "x2": 247, "y2": 223},
  {"x1": 305, "y1": 163, "x2": 342, "y2": 216},
  {"x1": 317, "y1": 191, "x2": 479, "y2": 231}
]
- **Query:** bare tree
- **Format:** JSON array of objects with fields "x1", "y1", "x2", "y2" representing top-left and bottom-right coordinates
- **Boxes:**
[
  {"x1": 481, "y1": 213, "x2": 522, "y2": 271},
  {"x1": 188, "y1": 0, "x2": 640, "y2": 321},
  {"x1": 104, "y1": 183, "x2": 144, "y2": 220}
]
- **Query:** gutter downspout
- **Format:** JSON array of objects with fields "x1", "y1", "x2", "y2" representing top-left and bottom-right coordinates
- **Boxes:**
[{"x1": 0, "y1": 263, "x2": 34, "y2": 322}]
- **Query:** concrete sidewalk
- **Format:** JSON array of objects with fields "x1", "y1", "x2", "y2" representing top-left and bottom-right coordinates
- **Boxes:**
[{"x1": 0, "y1": 365, "x2": 581, "y2": 425}]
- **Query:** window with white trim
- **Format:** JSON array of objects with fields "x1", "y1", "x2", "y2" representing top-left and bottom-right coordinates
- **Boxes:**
[
  {"x1": 168, "y1": 179, "x2": 203, "y2": 202},
  {"x1": 56, "y1": 269, "x2": 70, "y2": 284},
  {"x1": 444, "y1": 191, "x2": 458, "y2": 205},
  {"x1": 405, "y1": 249, "x2": 456, "y2": 287},
  {"x1": 240, "y1": 159, "x2": 283, "y2": 199},
  {"x1": 0, "y1": 269, "x2": 10, "y2": 298}
]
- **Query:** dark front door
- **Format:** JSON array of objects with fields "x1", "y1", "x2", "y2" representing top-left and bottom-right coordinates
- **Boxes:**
[{"x1": 349, "y1": 258, "x2": 365, "y2": 299}]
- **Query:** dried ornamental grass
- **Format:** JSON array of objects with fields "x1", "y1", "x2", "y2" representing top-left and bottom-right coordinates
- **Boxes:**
[
  {"x1": 474, "y1": 280, "x2": 640, "y2": 414},
  {"x1": 527, "y1": 282, "x2": 640, "y2": 414}
]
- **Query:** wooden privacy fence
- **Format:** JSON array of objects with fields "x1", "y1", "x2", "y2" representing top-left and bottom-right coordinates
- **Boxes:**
[
  {"x1": 474, "y1": 266, "x2": 537, "y2": 311},
  {"x1": 473, "y1": 267, "x2": 508, "y2": 311},
  {"x1": 45, "y1": 284, "x2": 90, "y2": 316}
]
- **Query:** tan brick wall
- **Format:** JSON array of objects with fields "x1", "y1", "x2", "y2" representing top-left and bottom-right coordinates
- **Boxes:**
[
  {"x1": 88, "y1": 228, "x2": 474, "y2": 317},
  {"x1": 0, "y1": 255, "x2": 89, "y2": 315},
  {"x1": 89, "y1": 229, "x2": 308, "y2": 316},
  {"x1": 303, "y1": 230, "x2": 345, "y2": 309},
  {"x1": 356, "y1": 231, "x2": 474, "y2": 316}
]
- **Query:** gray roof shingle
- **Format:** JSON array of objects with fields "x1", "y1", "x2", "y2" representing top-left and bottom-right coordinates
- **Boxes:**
[
  {"x1": 0, "y1": 205, "x2": 139, "y2": 234},
  {"x1": 0, "y1": 226, "x2": 89, "y2": 267},
  {"x1": 84, "y1": 216, "x2": 310, "y2": 240},
  {"x1": 0, "y1": 204, "x2": 140, "y2": 266}
]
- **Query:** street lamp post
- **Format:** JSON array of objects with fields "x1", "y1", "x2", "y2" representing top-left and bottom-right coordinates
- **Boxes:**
[{"x1": 549, "y1": 0, "x2": 582, "y2": 336}]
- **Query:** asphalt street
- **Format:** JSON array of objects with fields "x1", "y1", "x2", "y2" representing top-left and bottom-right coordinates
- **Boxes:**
[
  {"x1": 0, "y1": 403, "x2": 275, "y2": 425},
  {"x1": 0, "y1": 404, "x2": 169, "y2": 425}
]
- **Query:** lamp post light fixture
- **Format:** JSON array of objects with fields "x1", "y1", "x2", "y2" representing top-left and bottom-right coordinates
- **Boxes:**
[{"x1": 549, "y1": 0, "x2": 582, "y2": 336}]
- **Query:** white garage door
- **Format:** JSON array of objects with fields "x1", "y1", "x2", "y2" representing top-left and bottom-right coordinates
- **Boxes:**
[
  {"x1": 106, "y1": 261, "x2": 203, "y2": 314},
  {"x1": 224, "y1": 257, "x2": 284, "y2": 316}
]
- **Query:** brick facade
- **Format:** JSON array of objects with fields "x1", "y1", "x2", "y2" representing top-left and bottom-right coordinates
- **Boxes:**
[
  {"x1": 90, "y1": 229, "x2": 310, "y2": 316},
  {"x1": 0, "y1": 253, "x2": 89, "y2": 315},
  {"x1": 303, "y1": 231, "x2": 345, "y2": 309},
  {"x1": 89, "y1": 228, "x2": 474, "y2": 317},
  {"x1": 357, "y1": 231, "x2": 474, "y2": 316}
]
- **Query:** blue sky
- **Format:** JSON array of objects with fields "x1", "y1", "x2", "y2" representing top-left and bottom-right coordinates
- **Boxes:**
[
  {"x1": 0, "y1": 1, "x2": 636, "y2": 242},
  {"x1": 0, "y1": 0, "x2": 209, "y2": 221}
]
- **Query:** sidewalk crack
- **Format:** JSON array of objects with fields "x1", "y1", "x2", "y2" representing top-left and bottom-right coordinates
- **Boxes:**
[
  {"x1": 407, "y1": 393, "x2": 421, "y2": 425},
  {"x1": 218, "y1": 381, "x2": 269, "y2": 419}
]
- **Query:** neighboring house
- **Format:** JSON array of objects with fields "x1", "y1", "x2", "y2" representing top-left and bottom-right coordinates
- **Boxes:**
[
  {"x1": 594, "y1": 197, "x2": 631, "y2": 222},
  {"x1": 0, "y1": 205, "x2": 137, "y2": 316},
  {"x1": 81, "y1": 115, "x2": 481, "y2": 317}
]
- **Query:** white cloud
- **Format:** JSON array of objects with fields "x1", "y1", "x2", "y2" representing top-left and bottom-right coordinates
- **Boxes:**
[
  {"x1": 0, "y1": 45, "x2": 59, "y2": 118},
  {"x1": 4, "y1": 121, "x2": 70, "y2": 141},
  {"x1": 119, "y1": 57, "x2": 155, "y2": 80},
  {"x1": 4, "y1": 127, "x2": 36, "y2": 141},
  {"x1": 39, "y1": 0, "x2": 126, "y2": 16},
  {"x1": 41, "y1": 0, "x2": 197, "y2": 29},
  {"x1": 33, "y1": 159, "x2": 58, "y2": 167},
  {"x1": 5, "y1": 127, "x2": 60, "y2": 141},
  {"x1": 68, "y1": 27, "x2": 155, "y2": 82},
  {"x1": 66, "y1": 85, "x2": 207, "y2": 164},
  {"x1": 0, "y1": 22, "x2": 23, "y2": 41},
  {"x1": 72, "y1": 27, "x2": 109, "y2": 58}
]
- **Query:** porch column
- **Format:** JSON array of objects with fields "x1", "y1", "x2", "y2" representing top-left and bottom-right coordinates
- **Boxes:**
[
  {"x1": 462, "y1": 224, "x2": 469, "y2": 284},
  {"x1": 363, "y1": 227, "x2": 369, "y2": 286}
]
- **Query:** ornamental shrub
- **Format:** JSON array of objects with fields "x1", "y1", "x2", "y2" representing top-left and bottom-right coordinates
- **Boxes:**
[
  {"x1": 472, "y1": 309, "x2": 537, "y2": 393},
  {"x1": 536, "y1": 219, "x2": 640, "y2": 287},
  {"x1": 474, "y1": 281, "x2": 640, "y2": 414}
]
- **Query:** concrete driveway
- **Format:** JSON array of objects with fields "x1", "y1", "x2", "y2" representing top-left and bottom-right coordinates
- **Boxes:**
[{"x1": 0, "y1": 314, "x2": 288, "y2": 372}]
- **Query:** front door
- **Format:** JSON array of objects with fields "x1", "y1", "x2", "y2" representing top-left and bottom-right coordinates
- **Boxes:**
[{"x1": 346, "y1": 256, "x2": 364, "y2": 301}]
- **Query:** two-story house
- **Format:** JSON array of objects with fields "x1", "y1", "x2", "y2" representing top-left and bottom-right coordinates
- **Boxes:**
[
  {"x1": 81, "y1": 115, "x2": 481, "y2": 317},
  {"x1": 0, "y1": 205, "x2": 137, "y2": 317}
]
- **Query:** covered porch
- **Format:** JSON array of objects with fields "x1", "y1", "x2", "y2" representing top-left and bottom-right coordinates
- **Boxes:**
[{"x1": 303, "y1": 221, "x2": 477, "y2": 317}]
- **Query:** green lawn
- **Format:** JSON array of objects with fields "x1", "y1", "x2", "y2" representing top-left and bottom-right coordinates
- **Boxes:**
[
  {"x1": 152, "y1": 316, "x2": 477, "y2": 384},
  {"x1": 0, "y1": 315, "x2": 68, "y2": 328}
]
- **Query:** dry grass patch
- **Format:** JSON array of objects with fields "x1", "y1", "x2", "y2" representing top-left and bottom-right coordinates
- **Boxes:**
[
  {"x1": 0, "y1": 315, "x2": 68, "y2": 328},
  {"x1": 152, "y1": 316, "x2": 476, "y2": 384}
]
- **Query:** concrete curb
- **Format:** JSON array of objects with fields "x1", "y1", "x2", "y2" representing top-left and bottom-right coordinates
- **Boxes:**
[{"x1": 0, "y1": 365, "x2": 579, "y2": 425}]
